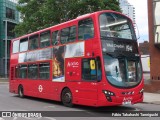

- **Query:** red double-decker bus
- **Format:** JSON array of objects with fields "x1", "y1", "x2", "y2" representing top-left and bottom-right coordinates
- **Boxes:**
[{"x1": 9, "y1": 10, "x2": 144, "y2": 107}]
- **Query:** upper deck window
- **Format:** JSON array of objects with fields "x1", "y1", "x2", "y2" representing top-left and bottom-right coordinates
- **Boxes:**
[
  {"x1": 20, "y1": 38, "x2": 28, "y2": 52},
  {"x1": 12, "y1": 40, "x2": 19, "y2": 53},
  {"x1": 40, "y1": 31, "x2": 50, "y2": 48},
  {"x1": 99, "y1": 13, "x2": 136, "y2": 40},
  {"x1": 60, "y1": 26, "x2": 76, "y2": 44},
  {"x1": 29, "y1": 35, "x2": 39, "y2": 50},
  {"x1": 52, "y1": 31, "x2": 59, "y2": 45},
  {"x1": 78, "y1": 18, "x2": 94, "y2": 40}
]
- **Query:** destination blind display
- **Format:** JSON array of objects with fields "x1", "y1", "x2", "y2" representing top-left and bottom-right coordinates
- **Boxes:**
[{"x1": 102, "y1": 40, "x2": 138, "y2": 53}]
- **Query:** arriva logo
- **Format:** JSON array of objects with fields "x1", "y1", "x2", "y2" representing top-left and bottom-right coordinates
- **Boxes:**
[
  {"x1": 67, "y1": 61, "x2": 79, "y2": 67},
  {"x1": 123, "y1": 97, "x2": 133, "y2": 102}
]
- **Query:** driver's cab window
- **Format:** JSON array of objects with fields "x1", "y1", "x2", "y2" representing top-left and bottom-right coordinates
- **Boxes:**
[{"x1": 82, "y1": 58, "x2": 102, "y2": 81}]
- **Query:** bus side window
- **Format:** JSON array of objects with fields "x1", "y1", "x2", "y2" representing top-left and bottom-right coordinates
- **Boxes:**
[
  {"x1": 39, "y1": 63, "x2": 50, "y2": 80},
  {"x1": 40, "y1": 31, "x2": 50, "y2": 48},
  {"x1": 60, "y1": 27, "x2": 69, "y2": 44},
  {"x1": 12, "y1": 40, "x2": 19, "y2": 53},
  {"x1": 29, "y1": 35, "x2": 39, "y2": 50},
  {"x1": 28, "y1": 64, "x2": 38, "y2": 79},
  {"x1": 68, "y1": 26, "x2": 76, "y2": 42},
  {"x1": 82, "y1": 59, "x2": 97, "y2": 80},
  {"x1": 60, "y1": 26, "x2": 76, "y2": 44},
  {"x1": 52, "y1": 31, "x2": 59, "y2": 45},
  {"x1": 19, "y1": 65, "x2": 27, "y2": 79},
  {"x1": 78, "y1": 18, "x2": 94, "y2": 40},
  {"x1": 19, "y1": 37, "x2": 28, "y2": 52}
]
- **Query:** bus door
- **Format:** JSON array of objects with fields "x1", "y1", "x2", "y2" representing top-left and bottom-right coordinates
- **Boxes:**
[
  {"x1": 67, "y1": 57, "x2": 101, "y2": 103},
  {"x1": 65, "y1": 58, "x2": 97, "y2": 102}
]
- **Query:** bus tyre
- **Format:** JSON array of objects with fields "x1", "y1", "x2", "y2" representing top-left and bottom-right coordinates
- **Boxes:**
[
  {"x1": 18, "y1": 86, "x2": 24, "y2": 98},
  {"x1": 61, "y1": 88, "x2": 73, "y2": 107}
]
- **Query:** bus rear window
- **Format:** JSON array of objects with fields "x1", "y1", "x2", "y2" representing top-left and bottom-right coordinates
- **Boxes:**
[{"x1": 12, "y1": 40, "x2": 19, "y2": 53}]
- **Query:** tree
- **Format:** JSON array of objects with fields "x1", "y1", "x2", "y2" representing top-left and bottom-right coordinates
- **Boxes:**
[{"x1": 14, "y1": 0, "x2": 121, "y2": 36}]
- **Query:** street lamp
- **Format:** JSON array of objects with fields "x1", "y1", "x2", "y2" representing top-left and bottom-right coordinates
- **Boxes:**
[
  {"x1": 4, "y1": 20, "x2": 8, "y2": 78},
  {"x1": 3, "y1": 19, "x2": 18, "y2": 78}
]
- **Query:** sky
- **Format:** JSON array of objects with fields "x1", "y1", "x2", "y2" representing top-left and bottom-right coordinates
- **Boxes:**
[{"x1": 127, "y1": 0, "x2": 148, "y2": 42}]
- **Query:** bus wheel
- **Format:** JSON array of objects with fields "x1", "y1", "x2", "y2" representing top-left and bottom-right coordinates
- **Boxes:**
[
  {"x1": 18, "y1": 86, "x2": 24, "y2": 98},
  {"x1": 61, "y1": 88, "x2": 73, "y2": 107}
]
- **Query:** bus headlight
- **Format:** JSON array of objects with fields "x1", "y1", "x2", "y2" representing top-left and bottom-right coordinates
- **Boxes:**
[
  {"x1": 102, "y1": 90, "x2": 115, "y2": 96},
  {"x1": 102, "y1": 90, "x2": 115, "y2": 102}
]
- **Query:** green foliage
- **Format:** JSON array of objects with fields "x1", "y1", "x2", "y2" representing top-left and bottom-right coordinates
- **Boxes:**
[{"x1": 14, "y1": 0, "x2": 121, "y2": 36}]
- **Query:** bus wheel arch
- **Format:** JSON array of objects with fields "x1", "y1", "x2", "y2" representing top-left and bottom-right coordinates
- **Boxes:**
[
  {"x1": 18, "y1": 85, "x2": 24, "y2": 98},
  {"x1": 61, "y1": 87, "x2": 73, "y2": 107}
]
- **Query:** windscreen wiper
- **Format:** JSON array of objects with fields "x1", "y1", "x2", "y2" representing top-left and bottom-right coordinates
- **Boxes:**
[
  {"x1": 105, "y1": 52, "x2": 115, "y2": 58},
  {"x1": 100, "y1": 35, "x2": 112, "y2": 40}
]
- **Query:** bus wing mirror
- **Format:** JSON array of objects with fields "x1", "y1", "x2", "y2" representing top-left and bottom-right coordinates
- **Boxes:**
[
  {"x1": 90, "y1": 59, "x2": 96, "y2": 70},
  {"x1": 115, "y1": 66, "x2": 119, "y2": 77}
]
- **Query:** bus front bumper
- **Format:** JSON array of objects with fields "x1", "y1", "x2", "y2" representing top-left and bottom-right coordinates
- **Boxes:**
[{"x1": 97, "y1": 93, "x2": 143, "y2": 107}]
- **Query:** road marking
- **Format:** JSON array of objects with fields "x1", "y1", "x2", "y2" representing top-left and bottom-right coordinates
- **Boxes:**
[
  {"x1": 44, "y1": 106, "x2": 55, "y2": 108},
  {"x1": 45, "y1": 117, "x2": 56, "y2": 120},
  {"x1": 13, "y1": 117, "x2": 18, "y2": 120},
  {"x1": 0, "y1": 82, "x2": 9, "y2": 84},
  {"x1": 0, "y1": 117, "x2": 4, "y2": 120}
]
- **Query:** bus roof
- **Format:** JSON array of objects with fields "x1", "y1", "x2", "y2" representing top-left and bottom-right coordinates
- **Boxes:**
[{"x1": 12, "y1": 10, "x2": 127, "y2": 42}]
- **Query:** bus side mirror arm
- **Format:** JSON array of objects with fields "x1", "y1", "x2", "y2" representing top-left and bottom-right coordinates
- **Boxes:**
[{"x1": 156, "y1": 32, "x2": 159, "y2": 43}]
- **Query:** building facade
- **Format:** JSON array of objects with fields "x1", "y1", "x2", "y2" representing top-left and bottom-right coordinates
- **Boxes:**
[
  {"x1": 139, "y1": 41, "x2": 150, "y2": 73},
  {"x1": 148, "y1": 0, "x2": 160, "y2": 80},
  {"x1": 145, "y1": 0, "x2": 160, "y2": 93},
  {"x1": 119, "y1": 0, "x2": 136, "y2": 23},
  {"x1": 0, "y1": 0, "x2": 19, "y2": 77}
]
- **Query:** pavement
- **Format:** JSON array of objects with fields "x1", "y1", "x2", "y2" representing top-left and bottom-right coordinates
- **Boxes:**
[
  {"x1": 143, "y1": 92, "x2": 160, "y2": 105},
  {"x1": 0, "y1": 78, "x2": 160, "y2": 105}
]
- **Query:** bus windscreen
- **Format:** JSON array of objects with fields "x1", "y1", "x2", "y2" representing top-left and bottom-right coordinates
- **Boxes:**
[{"x1": 99, "y1": 12, "x2": 136, "y2": 40}]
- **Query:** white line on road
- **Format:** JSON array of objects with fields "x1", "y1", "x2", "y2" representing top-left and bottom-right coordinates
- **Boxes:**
[
  {"x1": 44, "y1": 117, "x2": 56, "y2": 120},
  {"x1": 44, "y1": 106, "x2": 56, "y2": 108},
  {"x1": 0, "y1": 82, "x2": 9, "y2": 84},
  {"x1": 13, "y1": 117, "x2": 18, "y2": 120}
]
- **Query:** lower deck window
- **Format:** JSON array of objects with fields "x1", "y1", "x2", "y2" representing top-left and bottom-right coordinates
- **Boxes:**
[
  {"x1": 15, "y1": 62, "x2": 50, "y2": 80},
  {"x1": 19, "y1": 65, "x2": 27, "y2": 78},
  {"x1": 39, "y1": 63, "x2": 50, "y2": 79},
  {"x1": 82, "y1": 58, "x2": 101, "y2": 81},
  {"x1": 28, "y1": 64, "x2": 38, "y2": 79}
]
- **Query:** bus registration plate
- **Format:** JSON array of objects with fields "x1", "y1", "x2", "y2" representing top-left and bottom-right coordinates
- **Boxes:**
[
  {"x1": 122, "y1": 97, "x2": 132, "y2": 105},
  {"x1": 122, "y1": 101, "x2": 131, "y2": 105}
]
